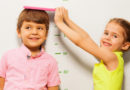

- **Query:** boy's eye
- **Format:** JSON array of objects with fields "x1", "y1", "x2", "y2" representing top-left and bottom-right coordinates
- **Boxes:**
[
  {"x1": 25, "y1": 26, "x2": 31, "y2": 30},
  {"x1": 37, "y1": 27, "x2": 44, "y2": 30}
]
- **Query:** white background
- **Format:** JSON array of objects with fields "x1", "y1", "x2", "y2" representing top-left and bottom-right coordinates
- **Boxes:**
[{"x1": 0, "y1": 0, "x2": 130, "y2": 90}]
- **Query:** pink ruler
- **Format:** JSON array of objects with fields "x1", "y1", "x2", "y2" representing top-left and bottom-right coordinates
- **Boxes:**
[{"x1": 24, "y1": 6, "x2": 55, "y2": 11}]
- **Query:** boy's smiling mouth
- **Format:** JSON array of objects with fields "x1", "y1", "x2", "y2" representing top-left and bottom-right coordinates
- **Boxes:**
[{"x1": 29, "y1": 37, "x2": 40, "y2": 41}]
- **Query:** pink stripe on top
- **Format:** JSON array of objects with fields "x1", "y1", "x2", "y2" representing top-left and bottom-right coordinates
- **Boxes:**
[
  {"x1": 24, "y1": 6, "x2": 56, "y2": 11},
  {"x1": 0, "y1": 44, "x2": 60, "y2": 90}
]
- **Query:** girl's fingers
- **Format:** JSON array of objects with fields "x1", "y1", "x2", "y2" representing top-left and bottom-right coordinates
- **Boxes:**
[
  {"x1": 54, "y1": 7, "x2": 64, "y2": 23},
  {"x1": 54, "y1": 7, "x2": 69, "y2": 23},
  {"x1": 61, "y1": 7, "x2": 69, "y2": 20},
  {"x1": 55, "y1": 7, "x2": 63, "y2": 17}
]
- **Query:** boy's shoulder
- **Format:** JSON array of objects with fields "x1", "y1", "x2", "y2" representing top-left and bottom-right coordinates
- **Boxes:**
[
  {"x1": 2, "y1": 47, "x2": 21, "y2": 56},
  {"x1": 41, "y1": 52, "x2": 57, "y2": 62}
]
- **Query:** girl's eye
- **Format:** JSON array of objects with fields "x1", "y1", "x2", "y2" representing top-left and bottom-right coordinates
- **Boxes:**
[
  {"x1": 104, "y1": 32, "x2": 108, "y2": 35},
  {"x1": 113, "y1": 34, "x2": 117, "y2": 38}
]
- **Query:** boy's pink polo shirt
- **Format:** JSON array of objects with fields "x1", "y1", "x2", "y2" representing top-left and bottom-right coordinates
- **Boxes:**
[{"x1": 0, "y1": 44, "x2": 60, "y2": 90}]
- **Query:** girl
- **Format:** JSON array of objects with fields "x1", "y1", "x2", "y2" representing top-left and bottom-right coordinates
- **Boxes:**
[{"x1": 54, "y1": 7, "x2": 130, "y2": 90}]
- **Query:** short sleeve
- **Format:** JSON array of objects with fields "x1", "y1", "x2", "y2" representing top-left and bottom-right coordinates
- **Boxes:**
[
  {"x1": 47, "y1": 57, "x2": 60, "y2": 87},
  {"x1": 0, "y1": 54, "x2": 8, "y2": 78}
]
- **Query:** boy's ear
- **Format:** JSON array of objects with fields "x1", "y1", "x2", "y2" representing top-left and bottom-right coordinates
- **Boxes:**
[
  {"x1": 17, "y1": 29, "x2": 21, "y2": 38},
  {"x1": 121, "y1": 42, "x2": 130, "y2": 50},
  {"x1": 45, "y1": 30, "x2": 48, "y2": 39}
]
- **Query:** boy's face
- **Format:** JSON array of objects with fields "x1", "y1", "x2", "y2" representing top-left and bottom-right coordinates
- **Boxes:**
[
  {"x1": 17, "y1": 21, "x2": 47, "y2": 49},
  {"x1": 100, "y1": 22, "x2": 128, "y2": 51}
]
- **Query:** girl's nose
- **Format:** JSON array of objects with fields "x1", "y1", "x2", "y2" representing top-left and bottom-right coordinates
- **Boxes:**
[{"x1": 105, "y1": 34, "x2": 111, "y2": 40}]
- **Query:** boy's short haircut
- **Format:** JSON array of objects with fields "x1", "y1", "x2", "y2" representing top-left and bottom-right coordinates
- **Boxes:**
[{"x1": 17, "y1": 9, "x2": 49, "y2": 31}]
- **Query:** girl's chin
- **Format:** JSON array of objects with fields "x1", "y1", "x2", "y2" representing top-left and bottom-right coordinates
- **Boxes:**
[{"x1": 101, "y1": 46, "x2": 113, "y2": 50}]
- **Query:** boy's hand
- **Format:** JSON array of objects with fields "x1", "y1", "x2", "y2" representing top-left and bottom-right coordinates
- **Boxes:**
[
  {"x1": 48, "y1": 86, "x2": 59, "y2": 90},
  {"x1": 0, "y1": 77, "x2": 5, "y2": 90}
]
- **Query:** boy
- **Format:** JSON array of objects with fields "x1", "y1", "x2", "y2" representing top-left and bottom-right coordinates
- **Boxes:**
[{"x1": 0, "y1": 9, "x2": 60, "y2": 90}]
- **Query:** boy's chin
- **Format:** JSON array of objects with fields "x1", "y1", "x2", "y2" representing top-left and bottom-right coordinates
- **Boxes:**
[{"x1": 25, "y1": 44, "x2": 42, "y2": 49}]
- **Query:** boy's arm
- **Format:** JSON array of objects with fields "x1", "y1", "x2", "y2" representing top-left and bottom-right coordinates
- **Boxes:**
[
  {"x1": 0, "y1": 53, "x2": 8, "y2": 90},
  {"x1": 47, "y1": 56, "x2": 60, "y2": 90},
  {"x1": 54, "y1": 7, "x2": 118, "y2": 70},
  {"x1": 0, "y1": 77, "x2": 5, "y2": 90},
  {"x1": 48, "y1": 86, "x2": 59, "y2": 90}
]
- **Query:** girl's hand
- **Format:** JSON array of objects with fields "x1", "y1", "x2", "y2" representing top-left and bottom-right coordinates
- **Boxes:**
[
  {"x1": 54, "y1": 7, "x2": 64, "y2": 25},
  {"x1": 62, "y1": 7, "x2": 69, "y2": 21}
]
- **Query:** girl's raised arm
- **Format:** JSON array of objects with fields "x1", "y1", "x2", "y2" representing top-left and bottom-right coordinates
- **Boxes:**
[{"x1": 54, "y1": 7, "x2": 118, "y2": 70}]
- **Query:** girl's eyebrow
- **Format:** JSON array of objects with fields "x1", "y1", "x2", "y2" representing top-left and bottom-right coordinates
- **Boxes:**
[
  {"x1": 111, "y1": 31, "x2": 121, "y2": 36},
  {"x1": 104, "y1": 30, "x2": 121, "y2": 36},
  {"x1": 112, "y1": 32, "x2": 120, "y2": 36},
  {"x1": 104, "y1": 29, "x2": 108, "y2": 31},
  {"x1": 104, "y1": 30, "x2": 108, "y2": 32}
]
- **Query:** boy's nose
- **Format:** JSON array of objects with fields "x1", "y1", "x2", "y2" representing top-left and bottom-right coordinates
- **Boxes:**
[{"x1": 32, "y1": 29, "x2": 38, "y2": 34}]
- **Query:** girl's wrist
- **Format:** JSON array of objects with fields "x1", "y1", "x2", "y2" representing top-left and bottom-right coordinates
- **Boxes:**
[
  {"x1": 64, "y1": 17, "x2": 70, "y2": 23},
  {"x1": 55, "y1": 20, "x2": 64, "y2": 26}
]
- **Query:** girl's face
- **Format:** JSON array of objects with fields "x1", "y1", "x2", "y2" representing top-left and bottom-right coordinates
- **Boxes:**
[{"x1": 100, "y1": 22, "x2": 127, "y2": 51}]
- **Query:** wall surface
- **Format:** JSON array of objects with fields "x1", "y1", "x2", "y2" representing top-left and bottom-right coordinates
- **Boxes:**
[{"x1": 0, "y1": 0, "x2": 130, "y2": 90}]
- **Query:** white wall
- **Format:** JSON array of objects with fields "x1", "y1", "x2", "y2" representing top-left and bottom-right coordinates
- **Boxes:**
[{"x1": 0, "y1": 0, "x2": 130, "y2": 90}]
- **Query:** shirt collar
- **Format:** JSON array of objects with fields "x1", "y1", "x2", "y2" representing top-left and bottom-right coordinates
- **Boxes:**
[{"x1": 20, "y1": 44, "x2": 45, "y2": 59}]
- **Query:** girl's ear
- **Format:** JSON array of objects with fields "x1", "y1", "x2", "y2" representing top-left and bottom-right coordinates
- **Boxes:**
[
  {"x1": 121, "y1": 42, "x2": 130, "y2": 50},
  {"x1": 17, "y1": 29, "x2": 21, "y2": 38}
]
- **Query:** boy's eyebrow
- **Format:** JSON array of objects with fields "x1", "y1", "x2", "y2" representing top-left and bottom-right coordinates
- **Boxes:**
[
  {"x1": 36, "y1": 24, "x2": 46, "y2": 27},
  {"x1": 24, "y1": 24, "x2": 46, "y2": 28},
  {"x1": 23, "y1": 24, "x2": 32, "y2": 26}
]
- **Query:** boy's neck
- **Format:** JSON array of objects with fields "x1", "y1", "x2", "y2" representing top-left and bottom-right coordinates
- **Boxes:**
[
  {"x1": 31, "y1": 49, "x2": 41, "y2": 57},
  {"x1": 26, "y1": 46, "x2": 42, "y2": 57}
]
